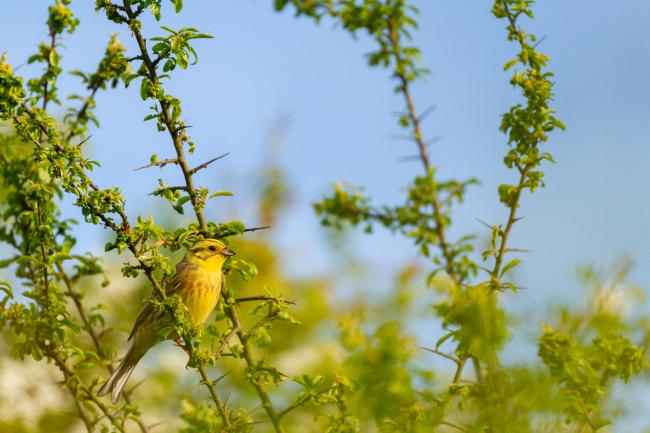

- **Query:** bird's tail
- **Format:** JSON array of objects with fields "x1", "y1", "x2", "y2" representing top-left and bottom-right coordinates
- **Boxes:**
[{"x1": 97, "y1": 346, "x2": 145, "y2": 403}]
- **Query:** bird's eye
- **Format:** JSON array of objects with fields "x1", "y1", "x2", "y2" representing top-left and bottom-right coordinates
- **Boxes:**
[{"x1": 208, "y1": 245, "x2": 217, "y2": 252}]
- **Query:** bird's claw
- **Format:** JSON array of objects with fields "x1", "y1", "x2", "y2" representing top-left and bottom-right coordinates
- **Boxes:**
[{"x1": 175, "y1": 338, "x2": 191, "y2": 355}]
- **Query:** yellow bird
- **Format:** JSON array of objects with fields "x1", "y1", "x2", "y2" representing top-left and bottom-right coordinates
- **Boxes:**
[{"x1": 98, "y1": 238, "x2": 234, "y2": 403}]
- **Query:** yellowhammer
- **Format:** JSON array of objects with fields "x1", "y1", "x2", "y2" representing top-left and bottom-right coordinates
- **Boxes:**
[{"x1": 98, "y1": 238, "x2": 234, "y2": 403}]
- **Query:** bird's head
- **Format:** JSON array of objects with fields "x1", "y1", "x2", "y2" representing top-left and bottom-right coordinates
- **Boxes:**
[{"x1": 185, "y1": 238, "x2": 235, "y2": 271}]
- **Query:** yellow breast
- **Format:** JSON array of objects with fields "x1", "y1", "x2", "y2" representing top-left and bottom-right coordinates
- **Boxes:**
[{"x1": 179, "y1": 267, "x2": 222, "y2": 327}]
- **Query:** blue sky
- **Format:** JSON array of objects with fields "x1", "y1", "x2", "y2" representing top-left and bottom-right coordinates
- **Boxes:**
[{"x1": 2, "y1": 0, "x2": 650, "y2": 353}]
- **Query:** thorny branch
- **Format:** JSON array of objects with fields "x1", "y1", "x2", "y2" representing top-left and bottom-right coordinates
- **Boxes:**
[
  {"x1": 119, "y1": 1, "x2": 287, "y2": 430},
  {"x1": 57, "y1": 263, "x2": 150, "y2": 433},
  {"x1": 386, "y1": 19, "x2": 459, "y2": 284}
]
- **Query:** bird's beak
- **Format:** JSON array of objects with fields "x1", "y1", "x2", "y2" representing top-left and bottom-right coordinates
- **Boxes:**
[{"x1": 222, "y1": 248, "x2": 235, "y2": 257}]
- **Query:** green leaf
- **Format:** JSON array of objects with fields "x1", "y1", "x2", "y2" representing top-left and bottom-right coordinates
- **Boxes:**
[
  {"x1": 552, "y1": 117, "x2": 566, "y2": 130},
  {"x1": 503, "y1": 58, "x2": 519, "y2": 71},
  {"x1": 150, "y1": 3, "x2": 161, "y2": 21},
  {"x1": 435, "y1": 331, "x2": 456, "y2": 349},
  {"x1": 160, "y1": 25, "x2": 177, "y2": 34},
  {"x1": 274, "y1": 0, "x2": 290, "y2": 11},
  {"x1": 500, "y1": 258, "x2": 521, "y2": 278},
  {"x1": 0, "y1": 257, "x2": 16, "y2": 268},
  {"x1": 231, "y1": 344, "x2": 244, "y2": 357},
  {"x1": 189, "y1": 33, "x2": 214, "y2": 40},
  {"x1": 252, "y1": 327, "x2": 272, "y2": 347},
  {"x1": 32, "y1": 345, "x2": 44, "y2": 361},
  {"x1": 592, "y1": 419, "x2": 612, "y2": 431},
  {"x1": 124, "y1": 73, "x2": 140, "y2": 87},
  {"x1": 0, "y1": 281, "x2": 13, "y2": 299},
  {"x1": 173, "y1": 196, "x2": 191, "y2": 214},
  {"x1": 77, "y1": 361, "x2": 96, "y2": 370},
  {"x1": 163, "y1": 59, "x2": 176, "y2": 72},
  {"x1": 69, "y1": 69, "x2": 88, "y2": 81},
  {"x1": 209, "y1": 191, "x2": 233, "y2": 199},
  {"x1": 139, "y1": 78, "x2": 152, "y2": 100}
]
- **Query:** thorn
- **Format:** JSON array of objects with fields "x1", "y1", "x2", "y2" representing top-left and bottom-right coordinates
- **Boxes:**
[
  {"x1": 209, "y1": 370, "x2": 232, "y2": 387},
  {"x1": 13, "y1": 61, "x2": 28, "y2": 72},
  {"x1": 504, "y1": 285, "x2": 528, "y2": 291},
  {"x1": 174, "y1": 124, "x2": 193, "y2": 133},
  {"x1": 243, "y1": 225, "x2": 270, "y2": 233},
  {"x1": 533, "y1": 35, "x2": 547, "y2": 49},
  {"x1": 216, "y1": 225, "x2": 271, "y2": 238},
  {"x1": 504, "y1": 248, "x2": 531, "y2": 253},
  {"x1": 475, "y1": 218, "x2": 492, "y2": 229},
  {"x1": 512, "y1": 216, "x2": 525, "y2": 223},
  {"x1": 147, "y1": 421, "x2": 166, "y2": 431},
  {"x1": 419, "y1": 346, "x2": 459, "y2": 363},
  {"x1": 388, "y1": 133, "x2": 415, "y2": 142},
  {"x1": 397, "y1": 154, "x2": 422, "y2": 163},
  {"x1": 189, "y1": 152, "x2": 230, "y2": 175},
  {"x1": 424, "y1": 135, "x2": 443, "y2": 146},
  {"x1": 129, "y1": 379, "x2": 147, "y2": 392},
  {"x1": 234, "y1": 296, "x2": 296, "y2": 305},
  {"x1": 134, "y1": 157, "x2": 179, "y2": 171},
  {"x1": 225, "y1": 385, "x2": 233, "y2": 409},
  {"x1": 149, "y1": 185, "x2": 188, "y2": 196},
  {"x1": 76, "y1": 135, "x2": 92, "y2": 147},
  {"x1": 418, "y1": 104, "x2": 437, "y2": 122}
]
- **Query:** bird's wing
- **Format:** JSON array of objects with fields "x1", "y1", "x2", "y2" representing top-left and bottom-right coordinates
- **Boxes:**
[{"x1": 127, "y1": 264, "x2": 186, "y2": 341}]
